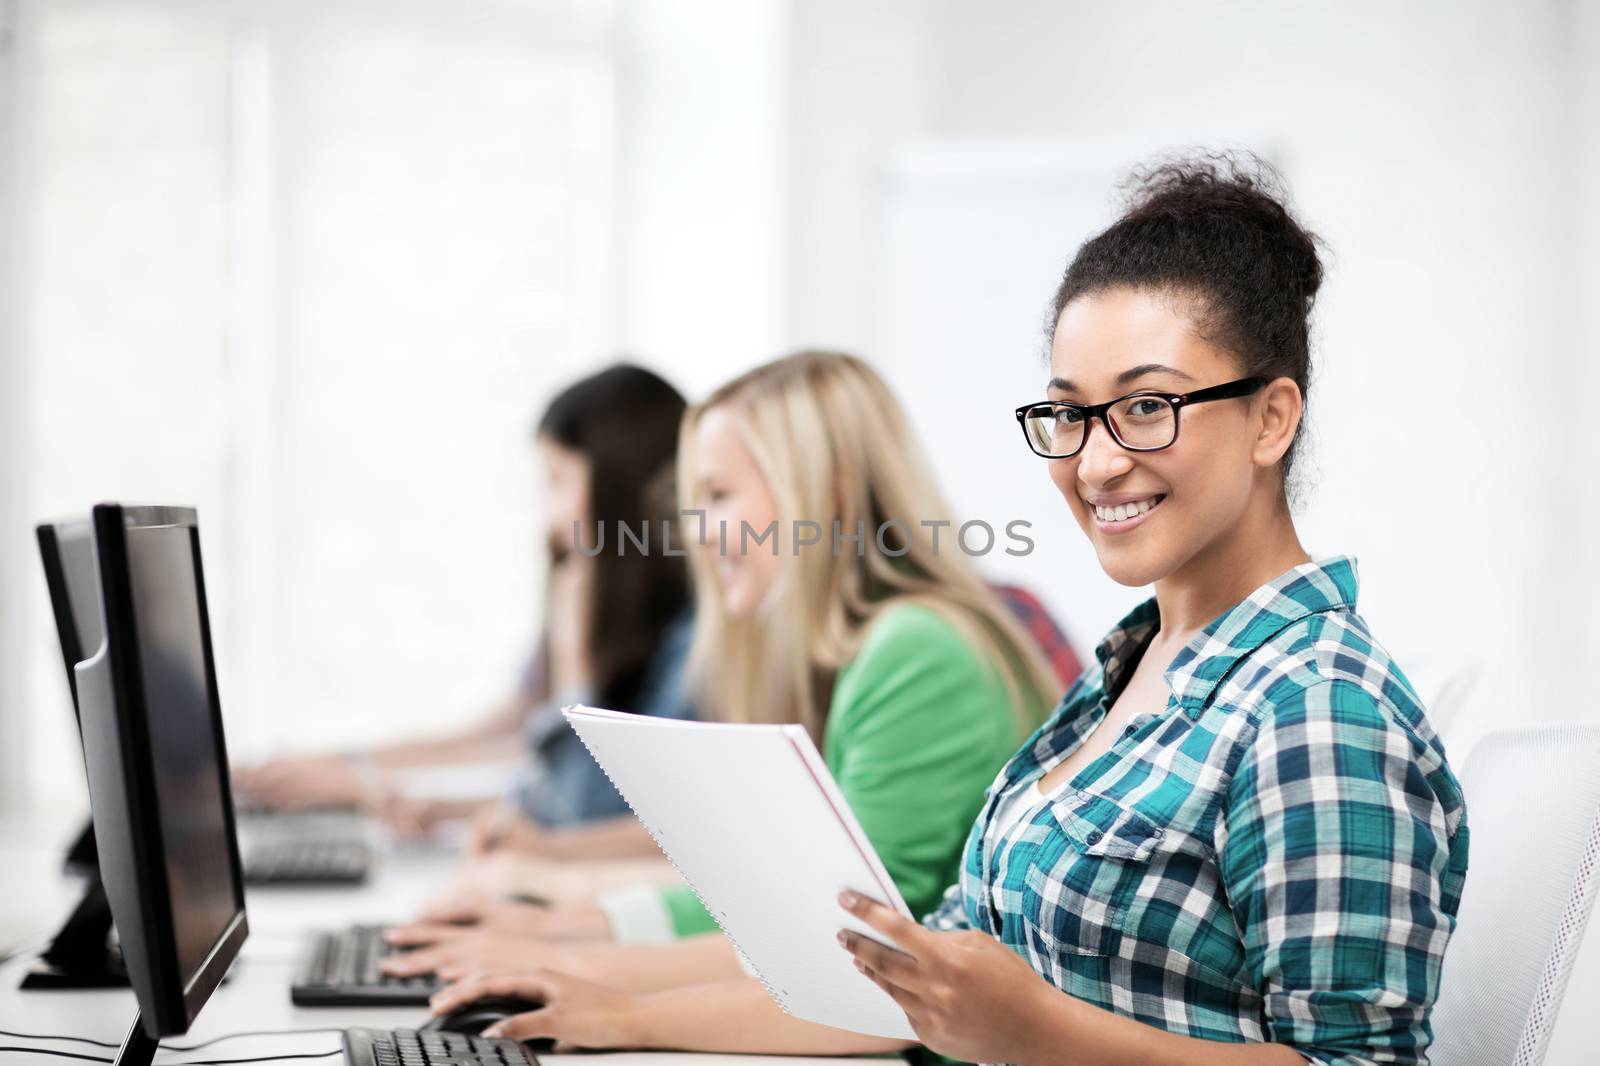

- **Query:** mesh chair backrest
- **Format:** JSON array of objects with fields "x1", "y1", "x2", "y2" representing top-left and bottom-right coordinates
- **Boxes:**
[{"x1": 1430, "y1": 724, "x2": 1600, "y2": 1066}]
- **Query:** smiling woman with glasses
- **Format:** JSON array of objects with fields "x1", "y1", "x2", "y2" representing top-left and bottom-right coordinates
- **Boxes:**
[{"x1": 833, "y1": 152, "x2": 1470, "y2": 1066}]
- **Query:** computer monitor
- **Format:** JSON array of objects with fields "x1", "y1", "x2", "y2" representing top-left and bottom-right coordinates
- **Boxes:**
[
  {"x1": 73, "y1": 503, "x2": 248, "y2": 1066},
  {"x1": 37, "y1": 520, "x2": 104, "y2": 875},
  {"x1": 22, "y1": 521, "x2": 123, "y2": 989},
  {"x1": 36, "y1": 520, "x2": 104, "y2": 714}
]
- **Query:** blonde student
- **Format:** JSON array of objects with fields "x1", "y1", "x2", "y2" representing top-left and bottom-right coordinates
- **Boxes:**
[{"x1": 382, "y1": 354, "x2": 1057, "y2": 1049}]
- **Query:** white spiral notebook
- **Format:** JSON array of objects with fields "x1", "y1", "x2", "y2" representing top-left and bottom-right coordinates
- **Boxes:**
[{"x1": 562, "y1": 704, "x2": 918, "y2": 1041}]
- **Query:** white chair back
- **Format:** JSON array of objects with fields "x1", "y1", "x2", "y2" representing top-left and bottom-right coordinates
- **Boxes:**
[{"x1": 1430, "y1": 723, "x2": 1600, "y2": 1066}]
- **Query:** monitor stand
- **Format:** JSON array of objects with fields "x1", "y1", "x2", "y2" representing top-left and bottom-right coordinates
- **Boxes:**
[
  {"x1": 18, "y1": 875, "x2": 128, "y2": 989},
  {"x1": 112, "y1": 1012, "x2": 158, "y2": 1066}
]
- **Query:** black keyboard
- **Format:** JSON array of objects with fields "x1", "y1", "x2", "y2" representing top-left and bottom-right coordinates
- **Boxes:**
[
  {"x1": 292, "y1": 925, "x2": 438, "y2": 1006},
  {"x1": 244, "y1": 838, "x2": 372, "y2": 885},
  {"x1": 343, "y1": 1028, "x2": 539, "y2": 1066}
]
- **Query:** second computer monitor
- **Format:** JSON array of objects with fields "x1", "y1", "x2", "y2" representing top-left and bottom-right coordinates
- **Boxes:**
[{"x1": 36, "y1": 520, "x2": 103, "y2": 712}]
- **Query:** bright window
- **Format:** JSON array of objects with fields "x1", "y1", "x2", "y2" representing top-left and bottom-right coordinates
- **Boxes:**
[{"x1": 8, "y1": 0, "x2": 614, "y2": 812}]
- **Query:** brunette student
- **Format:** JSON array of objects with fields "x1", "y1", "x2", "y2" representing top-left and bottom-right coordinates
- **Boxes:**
[{"x1": 238, "y1": 364, "x2": 696, "y2": 838}]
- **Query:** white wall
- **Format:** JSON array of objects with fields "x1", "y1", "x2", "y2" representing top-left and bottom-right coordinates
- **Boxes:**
[
  {"x1": 0, "y1": 0, "x2": 26, "y2": 812},
  {"x1": 1566, "y1": 6, "x2": 1600, "y2": 1049},
  {"x1": 613, "y1": 0, "x2": 789, "y2": 396},
  {"x1": 783, "y1": 0, "x2": 931, "y2": 351},
  {"x1": 1581, "y1": 0, "x2": 1600, "y2": 713}
]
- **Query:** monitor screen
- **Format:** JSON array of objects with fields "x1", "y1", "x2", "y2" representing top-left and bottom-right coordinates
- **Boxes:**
[{"x1": 123, "y1": 524, "x2": 240, "y2": 984}]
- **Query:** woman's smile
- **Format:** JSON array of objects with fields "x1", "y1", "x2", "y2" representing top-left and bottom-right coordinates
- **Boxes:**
[{"x1": 1085, "y1": 492, "x2": 1167, "y2": 534}]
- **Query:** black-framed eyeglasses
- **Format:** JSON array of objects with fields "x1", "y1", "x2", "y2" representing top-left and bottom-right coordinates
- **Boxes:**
[{"x1": 1013, "y1": 376, "x2": 1266, "y2": 459}]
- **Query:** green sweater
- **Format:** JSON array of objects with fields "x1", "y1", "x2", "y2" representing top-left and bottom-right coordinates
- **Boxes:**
[{"x1": 659, "y1": 602, "x2": 1032, "y2": 938}]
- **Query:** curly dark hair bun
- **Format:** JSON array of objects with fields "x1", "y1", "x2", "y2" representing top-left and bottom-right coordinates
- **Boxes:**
[{"x1": 1050, "y1": 148, "x2": 1322, "y2": 481}]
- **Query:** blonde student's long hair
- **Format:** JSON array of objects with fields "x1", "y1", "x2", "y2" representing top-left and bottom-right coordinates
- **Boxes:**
[{"x1": 677, "y1": 350, "x2": 1059, "y2": 741}]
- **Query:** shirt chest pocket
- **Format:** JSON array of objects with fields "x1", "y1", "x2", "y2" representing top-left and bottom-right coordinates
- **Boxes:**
[
  {"x1": 1018, "y1": 794, "x2": 1164, "y2": 958},
  {"x1": 1018, "y1": 791, "x2": 1243, "y2": 983}
]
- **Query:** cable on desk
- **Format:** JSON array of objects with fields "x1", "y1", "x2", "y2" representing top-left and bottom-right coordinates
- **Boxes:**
[
  {"x1": 0, "y1": 1048, "x2": 341, "y2": 1064},
  {"x1": 174, "y1": 1052, "x2": 342, "y2": 1064},
  {"x1": 0, "y1": 1033, "x2": 115, "y2": 1050},
  {"x1": 0, "y1": 1030, "x2": 342, "y2": 1053},
  {"x1": 167, "y1": 1031, "x2": 344, "y2": 1052}
]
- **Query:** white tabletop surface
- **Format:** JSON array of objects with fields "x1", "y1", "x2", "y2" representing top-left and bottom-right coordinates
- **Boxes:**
[{"x1": 0, "y1": 816, "x2": 886, "y2": 1066}]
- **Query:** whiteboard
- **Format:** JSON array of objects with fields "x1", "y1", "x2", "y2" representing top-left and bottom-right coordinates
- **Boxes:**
[{"x1": 873, "y1": 141, "x2": 1152, "y2": 663}]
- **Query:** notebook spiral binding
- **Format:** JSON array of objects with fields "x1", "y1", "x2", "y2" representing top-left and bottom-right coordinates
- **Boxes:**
[{"x1": 563, "y1": 715, "x2": 797, "y2": 1018}]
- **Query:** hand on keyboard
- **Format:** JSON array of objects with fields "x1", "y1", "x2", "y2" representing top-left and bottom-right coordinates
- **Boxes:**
[
  {"x1": 380, "y1": 927, "x2": 579, "y2": 983},
  {"x1": 293, "y1": 925, "x2": 441, "y2": 1005},
  {"x1": 430, "y1": 969, "x2": 638, "y2": 1051}
]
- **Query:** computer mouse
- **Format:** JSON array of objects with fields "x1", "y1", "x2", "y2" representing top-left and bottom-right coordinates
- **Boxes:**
[{"x1": 424, "y1": 995, "x2": 549, "y2": 1044}]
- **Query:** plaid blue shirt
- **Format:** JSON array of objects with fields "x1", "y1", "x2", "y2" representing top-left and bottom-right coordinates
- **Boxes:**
[{"x1": 926, "y1": 556, "x2": 1469, "y2": 1065}]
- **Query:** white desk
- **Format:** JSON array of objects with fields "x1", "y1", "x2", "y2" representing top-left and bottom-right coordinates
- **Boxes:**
[{"x1": 0, "y1": 821, "x2": 883, "y2": 1066}]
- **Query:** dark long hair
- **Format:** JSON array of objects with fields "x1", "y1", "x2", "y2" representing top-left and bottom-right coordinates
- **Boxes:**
[{"x1": 537, "y1": 364, "x2": 690, "y2": 709}]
